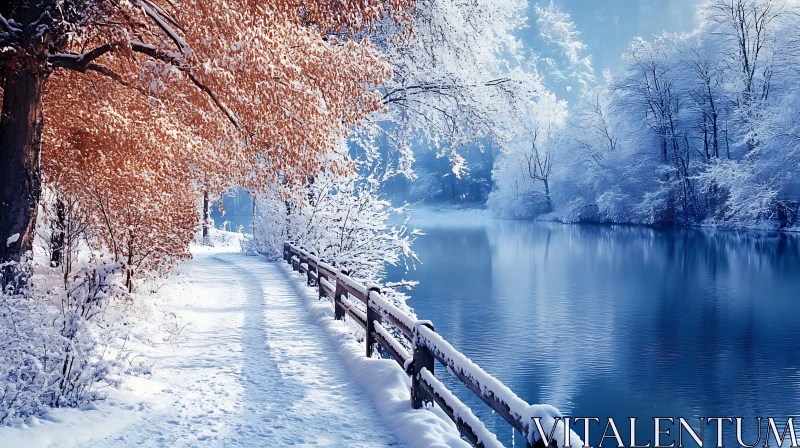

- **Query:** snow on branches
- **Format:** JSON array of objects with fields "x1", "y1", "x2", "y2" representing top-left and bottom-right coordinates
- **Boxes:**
[
  {"x1": 1, "y1": 0, "x2": 415, "y2": 264},
  {"x1": 357, "y1": 0, "x2": 544, "y2": 178},
  {"x1": 0, "y1": 257, "x2": 127, "y2": 423},
  {"x1": 34, "y1": 0, "x2": 421, "y2": 289},
  {"x1": 247, "y1": 168, "x2": 420, "y2": 285},
  {"x1": 0, "y1": 0, "x2": 421, "y2": 422},
  {"x1": 43, "y1": 70, "x2": 197, "y2": 291},
  {"x1": 489, "y1": 0, "x2": 800, "y2": 228}
]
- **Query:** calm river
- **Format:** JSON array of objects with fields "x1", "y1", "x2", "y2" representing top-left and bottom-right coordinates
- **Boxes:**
[{"x1": 387, "y1": 212, "x2": 800, "y2": 446}]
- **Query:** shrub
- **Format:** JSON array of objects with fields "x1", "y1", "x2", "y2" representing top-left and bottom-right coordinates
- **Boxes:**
[{"x1": 0, "y1": 258, "x2": 124, "y2": 423}]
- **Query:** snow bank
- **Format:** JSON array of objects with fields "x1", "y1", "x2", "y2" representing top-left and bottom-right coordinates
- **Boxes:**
[
  {"x1": 280, "y1": 263, "x2": 470, "y2": 448},
  {"x1": 281, "y1": 251, "x2": 584, "y2": 447},
  {"x1": 419, "y1": 368, "x2": 503, "y2": 448},
  {"x1": 0, "y1": 400, "x2": 144, "y2": 448},
  {"x1": 417, "y1": 325, "x2": 584, "y2": 447}
]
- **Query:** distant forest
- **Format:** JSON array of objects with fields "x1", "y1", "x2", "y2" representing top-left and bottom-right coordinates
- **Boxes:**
[{"x1": 381, "y1": 0, "x2": 800, "y2": 230}]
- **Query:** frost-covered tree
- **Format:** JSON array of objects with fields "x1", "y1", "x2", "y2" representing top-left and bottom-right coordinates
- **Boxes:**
[
  {"x1": 487, "y1": 92, "x2": 567, "y2": 219},
  {"x1": 359, "y1": 0, "x2": 544, "y2": 178},
  {"x1": 533, "y1": 1, "x2": 595, "y2": 94},
  {"x1": 0, "y1": 0, "x2": 413, "y2": 267},
  {"x1": 695, "y1": 0, "x2": 800, "y2": 224},
  {"x1": 491, "y1": 0, "x2": 800, "y2": 228},
  {"x1": 248, "y1": 160, "x2": 420, "y2": 284},
  {"x1": 612, "y1": 35, "x2": 707, "y2": 224},
  {"x1": 1, "y1": 0, "x2": 423, "y2": 423},
  {"x1": 484, "y1": 0, "x2": 598, "y2": 220}
]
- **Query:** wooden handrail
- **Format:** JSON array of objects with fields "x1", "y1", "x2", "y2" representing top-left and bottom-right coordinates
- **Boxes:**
[{"x1": 282, "y1": 242, "x2": 551, "y2": 448}]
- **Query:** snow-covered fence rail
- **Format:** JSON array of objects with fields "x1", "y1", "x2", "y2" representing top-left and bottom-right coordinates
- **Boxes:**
[{"x1": 283, "y1": 243, "x2": 563, "y2": 448}]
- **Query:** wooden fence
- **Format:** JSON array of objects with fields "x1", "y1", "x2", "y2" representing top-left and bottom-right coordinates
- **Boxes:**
[{"x1": 283, "y1": 242, "x2": 554, "y2": 448}]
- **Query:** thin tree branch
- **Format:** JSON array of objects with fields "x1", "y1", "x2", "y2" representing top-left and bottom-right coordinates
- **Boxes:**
[
  {"x1": 129, "y1": 42, "x2": 240, "y2": 129},
  {"x1": 133, "y1": 0, "x2": 188, "y2": 53},
  {"x1": 85, "y1": 63, "x2": 149, "y2": 95}
]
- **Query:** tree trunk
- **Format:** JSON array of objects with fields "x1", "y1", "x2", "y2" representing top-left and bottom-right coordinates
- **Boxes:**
[
  {"x1": 126, "y1": 240, "x2": 134, "y2": 292},
  {"x1": 50, "y1": 197, "x2": 66, "y2": 267},
  {"x1": 0, "y1": 64, "x2": 47, "y2": 266},
  {"x1": 543, "y1": 179, "x2": 553, "y2": 213},
  {"x1": 252, "y1": 193, "x2": 256, "y2": 235},
  {"x1": 702, "y1": 114, "x2": 710, "y2": 160},
  {"x1": 202, "y1": 190, "x2": 210, "y2": 245}
]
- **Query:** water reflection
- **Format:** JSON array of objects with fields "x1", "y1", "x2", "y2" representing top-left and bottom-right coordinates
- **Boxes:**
[{"x1": 388, "y1": 219, "x2": 800, "y2": 446}]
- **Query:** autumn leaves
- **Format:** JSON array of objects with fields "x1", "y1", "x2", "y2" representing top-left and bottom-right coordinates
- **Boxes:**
[{"x1": 35, "y1": 0, "x2": 413, "y2": 289}]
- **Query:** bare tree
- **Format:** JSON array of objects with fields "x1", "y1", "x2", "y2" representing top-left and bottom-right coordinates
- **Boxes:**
[
  {"x1": 705, "y1": 0, "x2": 783, "y2": 102},
  {"x1": 523, "y1": 128, "x2": 554, "y2": 213}
]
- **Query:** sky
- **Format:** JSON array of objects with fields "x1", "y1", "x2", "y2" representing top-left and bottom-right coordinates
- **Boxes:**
[{"x1": 519, "y1": 0, "x2": 703, "y2": 94}]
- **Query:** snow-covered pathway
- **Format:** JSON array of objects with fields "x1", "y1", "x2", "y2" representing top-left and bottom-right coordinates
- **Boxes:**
[{"x1": 99, "y1": 249, "x2": 403, "y2": 447}]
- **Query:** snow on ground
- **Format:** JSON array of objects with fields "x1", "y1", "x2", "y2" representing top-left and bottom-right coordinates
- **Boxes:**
[
  {"x1": 1, "y1": 243, "x2": 465, "y2": 447},
  {"x1": 279, "y1": 264, "x2": 470, "y2": 448}
]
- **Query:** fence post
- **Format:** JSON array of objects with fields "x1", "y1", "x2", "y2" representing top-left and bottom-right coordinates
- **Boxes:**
[
  {"x1": 365, "y1": 286, "x2": 383, "y2": 358},
  {"x1": 333, "y1": 269, "x2": 348, "y2": 320},
  {"x1": 291, "y1": 245, "x2": 299, "y2": 271},
  {"x1": 318, "y1": 259, "x2": 326, "y2": 300},
  {"x1": 411, "y1": 322, "x2": 435, "y2": 409},
  {"x1": 298, "y1": 250, "x2": 305, "y2": 273},
  {"x1": 306, "y1": 252, "x2": 317, "y2": 287},
  {"x1": 283, "y1": 243, "x2": 289, "y2": 262}
]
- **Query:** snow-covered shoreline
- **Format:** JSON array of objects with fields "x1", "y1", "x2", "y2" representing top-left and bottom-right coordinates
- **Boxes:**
[
  {"x1": 407, "y1": 204, "x2": 800, "y2": 234},
  {"x1": 538, "y1": 216, "x2": 800, "y2": 234}
]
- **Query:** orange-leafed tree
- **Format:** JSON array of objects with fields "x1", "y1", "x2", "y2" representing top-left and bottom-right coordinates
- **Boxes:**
[
  {"x1": 1, "y1": 0, "x2": 413, "y2": 270},
  {"x1": 42, "y1": 68, "x2": 201, "y2": 290}
]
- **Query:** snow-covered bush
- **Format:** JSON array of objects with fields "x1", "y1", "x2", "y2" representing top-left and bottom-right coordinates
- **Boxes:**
[
  {"x1": 246, "y1": 166, "x2": 422, "y2": 353},
  {"x1": 246, "y1": 169, "x2": 420, "y2": 284},
  {"x1": 698, "y1": 158, "x2": 779, "y2": 225},
  {"x1": 559, "y1": 198, "x2": 601, "y2": 223},
  {"x1": 243, "y1": 188, "x2": 289, "y2": 261},
  {"x1": 57, "y1": 260, "x2": 125, "y2": 405},
  {"x1": 0, "y1": 258, "x2": 125, "y2": 423},
  {"x1": 486, "y1": 189, "x2": 551, "y2": 220}
]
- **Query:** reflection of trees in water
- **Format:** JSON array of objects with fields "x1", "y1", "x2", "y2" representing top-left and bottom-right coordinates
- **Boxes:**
[
  {"x1": 484, "y1": 221, "x2": 620, "y2": 413},
  {"x1": 406, "y1": 227, "x2": 495, "y2": 339},
  {"x1": 481, "y1": 221, "x2": 800, "y2": 443},
  {"x1": 486, "y1": 221, "x2": 800, "y2": 276}
]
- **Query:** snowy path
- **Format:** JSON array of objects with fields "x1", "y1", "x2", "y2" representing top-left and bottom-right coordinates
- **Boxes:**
[{"x1": 98, "y1": 249, "x2": 403, "y2": 447}]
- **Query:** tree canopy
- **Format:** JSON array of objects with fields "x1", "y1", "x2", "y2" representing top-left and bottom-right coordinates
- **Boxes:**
[{"x1": 0, "y1": 0, "x2": 413, "y2": 267}]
